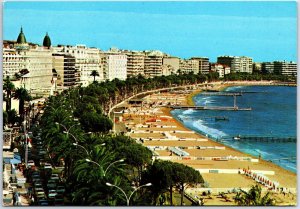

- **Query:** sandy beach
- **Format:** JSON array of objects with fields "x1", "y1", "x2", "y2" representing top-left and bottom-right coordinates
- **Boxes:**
[{"x1": 119, "y1": 81, "x2": 297, "y2": 205}]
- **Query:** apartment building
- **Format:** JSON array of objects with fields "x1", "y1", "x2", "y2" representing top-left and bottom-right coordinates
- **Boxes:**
[
  {"x1": 210, "y1": 63, "x2": 231, "y2": 78},
  {"x1": 273, "y1": 61, "x2": 297, "y2": 77},
  {"x1": 163, "y1": 56, "x2": 180, "y2": 75},
  {"x1": 190, "y1": 57, "x2": 210, "y2": 74},
  {"x1": 261, "y1": 62, "x2": 275, "y2": 74},
  {"x1": 53, "y1": 45, "x2": 102, "y2": 86},
  {"x1": 217, "y1": 56, "x2": 253, "y2": 74},
  {"x1": 179, "y1": 59, "x2": 199, "y2": 74},
  {"x1": 144, "y1": 50, "x2": 164, "y2": 78},
  {"x1": 100, "y1": 51, "x2": 127, "y2": 81},
  {"x1": 52, "y1": 54, "x2": 77, "y2": 91},
  {"x1": 123, "y1": 51, "x2": 145, "y2": 77}
]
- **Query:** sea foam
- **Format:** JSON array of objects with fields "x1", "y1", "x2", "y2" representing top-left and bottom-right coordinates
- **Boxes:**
[{"x1": 192, "y1": 119, "x2": 227, "y2": 139}]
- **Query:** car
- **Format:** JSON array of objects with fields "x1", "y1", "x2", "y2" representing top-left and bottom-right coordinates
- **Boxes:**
[
  {"x1": 38, "y1": 199, "x2": 49, "y2": 206},
  {"x1": 47, "y1": 180, "x2": 57, "y2": 190},
  {"x1": 48, "y1": 190, "x2": 58, "y2": 198},
  {"x1": 44, "y1": 163, "x2": 52, "y2": 169},
  {"x1": 34, "y1": 187, "x2": 44, "y2": 193},
  {"x1": 54, "y1": 194, "x2": 64, "y2": 206},
  {"x1": 50, "y1": 174, "x2": 59, "y2": 181},
  {"x1": 28, "y1": 160, "x2": 35, "y2": 167},
  {"x1": 39, "y1": 159, "x2": 46, "y2": 166},
  {"x1": 56, "y1": 186, "x2": 65, "y2": 194},
  {"x1": 36, "y1": 191, "x2": 46, "y2": 199},
  {"x1": 34, "y1": 183, "x2": 43, "y2": 188}
]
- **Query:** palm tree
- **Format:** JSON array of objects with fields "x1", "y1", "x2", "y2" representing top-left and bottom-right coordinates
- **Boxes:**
[
  {"x1": 90, "y1": 70, "x2": 100, "y2": 82},
  {"x1": 234, "y1": 184, "x2": 275, "y2": 206},
  {"x1": 3, "y1": 76, "x2": 15, "y2": 111},
  {"x1": 13, "y1": 87, "x2": 31, "y2": 120}
]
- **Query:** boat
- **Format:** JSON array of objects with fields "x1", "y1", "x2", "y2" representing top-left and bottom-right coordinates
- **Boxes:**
[
  {"x1": 215, "y1": 116, "x2": 229, "y2": 121},
  {"x1": 233, "y1": 135, "x2": 241, "y2": 140}
]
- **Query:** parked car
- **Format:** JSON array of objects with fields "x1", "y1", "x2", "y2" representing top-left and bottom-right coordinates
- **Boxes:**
[
  {"x1": 28, "y1": 160, "x2": 35, "y2": 167},
  {"x1": 44, "y1": 163, "x2": 52, "y2": 169},
  {"x1": 38, "y1": 199, "x2": 49, "y2": 206},
  {"x1": 36, "y1": 191, "x2": 46, "y2": 199},
  {"x1": 56, "y1": 186, "x2": 65, "y2": 194},
  {"x1": 48, "y1": 190, "x2": 58, "y2": 199},
  {"x1": 50, "y1": 174, "x2": 59, "y2": 181},
  {"x1": 54, "y1": 194, "x2": 64, "y2": 206},
  {"x1": 47, "y1": 180, "x2": 57, "y2": 190}
]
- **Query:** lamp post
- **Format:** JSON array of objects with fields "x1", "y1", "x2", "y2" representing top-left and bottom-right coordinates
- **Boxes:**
[
  {"x1": 73, "y1": 143, "x2": 89, "y2": 155},
  {"x1": 22, "y1": 121, "x2": 29, "y2": 168},
  {"x1": 106, "y1": 182, "x2": 152, "y2": 206},
  {"x1": 55, "y1": 122, "x2": 80, "y2": 136},
  {"x1": 73, "y1": 142, "x2": 105, "y2": 156},
  {"x1": 85, "y1": 158, "x2": 124, "y2": 176},
  {"x1": 104, "y1": 159, "x2": 124, "y2": 176}
]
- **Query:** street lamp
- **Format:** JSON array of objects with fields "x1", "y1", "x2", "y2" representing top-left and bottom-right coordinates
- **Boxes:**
[
  {"x1": 106, "y1": 182, "x2": 152, "y2": 206},
  {"x1": 55, "y1": 122, "x2": 80, "y2": 135},
  {"x1": 104, "y1": 159, "x2": 124, "y2": 176},
  {"x1": 73, "y1": 143, "x2": 89, "y2": 155},
  {"x1": 85, "y1": 158, "x2": 124, "y2": 176},
  {"x1": 73, "y1": 142, "x2": 105, "y2": 155}
]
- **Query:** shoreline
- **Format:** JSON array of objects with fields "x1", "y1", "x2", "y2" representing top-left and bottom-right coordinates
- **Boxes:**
[
  {"x1": 120, "y1": 80, "x2": 296, "y2": 205},
  {"x1": 173, "y1": 81, "x2": 296, "y2": 174}
]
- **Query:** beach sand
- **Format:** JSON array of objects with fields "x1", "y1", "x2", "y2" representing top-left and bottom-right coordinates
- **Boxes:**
[{"x1": 120, "y1": 81, "x2": 297, "y2": 205}]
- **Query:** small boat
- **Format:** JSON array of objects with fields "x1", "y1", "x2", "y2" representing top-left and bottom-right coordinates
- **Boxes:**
[
  {"x1": 215, "y1": 116, "x2": 229, "y2": 121},
  {"x1": 233, "y1": 135, "x2": 241, "y2": 140}
]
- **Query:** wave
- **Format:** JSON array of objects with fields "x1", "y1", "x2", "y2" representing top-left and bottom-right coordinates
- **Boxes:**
[
  {"x1": 182, "y1": 109, "x2": 196, "y2": 115},
  {"x1": 225, "y1": 86, "x2": 245, "y2": 91},
  {"x1": 192, "y1": 119, "x2": 227, "y2": 139}
]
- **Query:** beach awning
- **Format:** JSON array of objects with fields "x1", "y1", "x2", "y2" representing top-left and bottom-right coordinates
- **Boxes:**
[{"x1": 10, "y1": 158, "x2": 21, "y2": 165}]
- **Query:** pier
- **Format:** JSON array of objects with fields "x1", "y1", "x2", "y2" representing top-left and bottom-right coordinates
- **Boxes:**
[
  {"x1": 268, "y1": 157, "x2": 296, "y2": 162},
  {"x1": 168, "y1": 105, "x2": 252, "y2": 111},
  {"x1": 201, "y1": 92, "x2": 243, "y2": 96},
  {"x1": 232, "y1": 135, "x2": 296, "y2": 143}
]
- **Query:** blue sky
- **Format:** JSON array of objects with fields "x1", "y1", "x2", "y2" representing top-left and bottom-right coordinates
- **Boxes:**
[{"x1": 3, "y1": 1, "x2": 297, "y2": 62}]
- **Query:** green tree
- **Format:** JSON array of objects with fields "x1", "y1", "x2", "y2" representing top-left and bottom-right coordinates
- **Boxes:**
[
  {"x1": 3, "y1": 76, "x2": 15, "y2": 111},
  {"x1": 13, "y1": 87, "x2": 32, "y2": 120},
  {"x1": 141, "y1": 160, "x2": 203, "y2": 206},
  {"x1": 3, "y1": 111, "x2": 8, "y2": 127},
  {"x1": 80, "y1": 112, "x2": 112, "y2": 133},
  {"x1": 90, "y1": 70, "x2": 100, "y2": 82},
  {"x1": 234, "y1": 184, "x2": 275, "y2": 206}
]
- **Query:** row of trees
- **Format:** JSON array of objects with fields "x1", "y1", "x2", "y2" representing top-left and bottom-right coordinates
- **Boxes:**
[
  {"x1": 3, "y1": 76, "x2": 32, "y2": 127},
  {"x1": 36, "y1": 72, "x2": 207, "y2": 205}
]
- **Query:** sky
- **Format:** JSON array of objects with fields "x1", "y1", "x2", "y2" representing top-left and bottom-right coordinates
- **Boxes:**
[{"x1": 3, "y1": 1, "x2": 297, "y2": 62}]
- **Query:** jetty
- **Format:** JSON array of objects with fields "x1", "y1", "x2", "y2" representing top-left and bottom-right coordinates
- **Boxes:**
[
  {"x1": 268, "y1": 157, "x2": 296, "y2": 162},
  {"x1": 168, "y1": 105, "x2": 252, "y2": 111},
  {"x1": 201, "y1": 92, "x2": 242, "y2": 96},
  {"x1": 232, "y1": 135, "x2": 296, "y2": 143}
]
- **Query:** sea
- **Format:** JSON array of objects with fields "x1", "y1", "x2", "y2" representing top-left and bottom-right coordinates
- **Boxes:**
[{"x1": 171, "y1": 85, "x2": 297, "y2": 173}]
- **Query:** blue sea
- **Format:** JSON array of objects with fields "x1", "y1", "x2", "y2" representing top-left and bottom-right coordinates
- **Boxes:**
[{"x1": 171, "y1": 86, "x2": 297, "y2": 173}]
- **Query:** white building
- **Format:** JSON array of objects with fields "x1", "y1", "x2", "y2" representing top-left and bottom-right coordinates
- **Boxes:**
[
  {"x1": 144, "y1": 50, "x2": 164, "y2": 78},
  {"x1": 217, "y1": 55, "x2": 253, "y2": 74},
  {"x1": 211, "y1": 63, "x2": 231, "y2": 78},
  {"x1": 163, "y1": 56, "x2": 180, "y2": 75},
  {"x1": 123, "y1": 50, "x2": 145, "y2": 77},
  {"x1": 19, "y1": 46, "x2": 53, "y2": 96},
  {"x1": 53, "y1": 45, "x2": 102, "y2": 86},
  {"x1": 179, "y1": 59, "x2": 199, "y2": 74},
  {"x1": 100, "y1": 51, "x2": 127, "y2": 81},
  {"x1": 3, "y1": 28, "x2": 54, "y2": 97}
]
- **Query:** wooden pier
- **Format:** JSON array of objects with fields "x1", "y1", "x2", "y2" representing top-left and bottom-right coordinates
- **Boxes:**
[
  {"x1": 201, "y1": 92, "x2": 242, "y2": 96},
  {"x1": 168, "y1": 105, "x2": 252, "y2": 111},
  {"x1": 233, "y1": 135, "x2": 296, "y2": 143}
]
